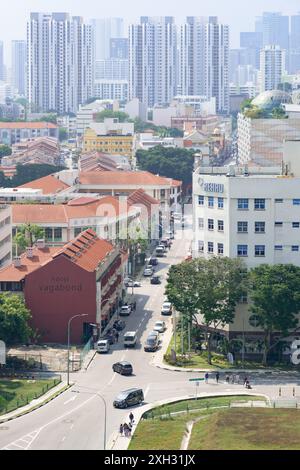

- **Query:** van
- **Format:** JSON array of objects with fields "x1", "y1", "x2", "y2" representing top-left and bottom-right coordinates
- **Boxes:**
[
  {"x1": 124, "y1": 331, "x2": 137, "y2": 348},
  {"x1": 97, "y1": 339, "x2": 110, "y2": 353},
  {"x1": 156, "y1": 246, "x2": 165, "y2": 257},
  {"x1": 113, "y1": 388, "x2": 144, "y2": 408}
]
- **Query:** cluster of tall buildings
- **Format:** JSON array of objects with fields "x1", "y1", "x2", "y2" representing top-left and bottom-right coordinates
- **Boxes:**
[{"x1": 231, "y1": 12, "x2": 300, "y2": 94}]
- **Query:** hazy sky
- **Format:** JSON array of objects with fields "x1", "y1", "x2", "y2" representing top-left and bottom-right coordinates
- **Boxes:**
[{"x1": 1, "y1": 0, "x2": 300, "y2": 62}]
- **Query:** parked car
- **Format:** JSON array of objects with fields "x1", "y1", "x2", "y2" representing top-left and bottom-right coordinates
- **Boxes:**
[
  {"x1": 143, "y1": 268, "x2": 153, "y2": 277},
  {"x1": 113, "y1": 388, "x2": 144, "y2": 408},
  {"x1": 146, "y1": 264, "x2": 155, "y2": 272},
  {"x1": 124, "y1": 331, "x2": 138, "y2": 348},
  {"x1": 112, "y1": 361, "x2": 133, "y2": 376},
  {"x1": 148, "y1": 257, "x2": 158, "y2": 266},
  {"x1": 103, "y1": 330, "x2": 116, "y2": 345},
  {"x1": 119, "y1": 305, "x2": 132, "y2": 316},
  {"x1": 97, "y1": 339, "x2": 110, "y2": 353},
  {"x1": 156, "y1": 246, "x2": 165, "y2": 257},
  {"x1": 126, "y1": 280, "x2": 141, "y2": 288},
  {"x1": 161, "y1": 302, "x2": 173, "y2": 316},
  {"x1": 113, "y1": 320, "x2": 126, "y2": 331},
  {"x1": 153, "y1": 321, "x2": 166, "y2": 333},
  {"x1": 151, "y1": 275, "x2": 161, "y2": 285},
  {"x1": 144, "y1": 335, "x2": 159, "y2": 352}
]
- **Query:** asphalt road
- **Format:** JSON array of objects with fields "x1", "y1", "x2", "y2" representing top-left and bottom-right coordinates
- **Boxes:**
[{"x1": 1, "y1": 219, "x2": 300, "y2": 450}]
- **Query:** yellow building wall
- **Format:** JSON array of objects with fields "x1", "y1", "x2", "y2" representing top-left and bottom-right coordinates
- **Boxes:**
[{"x1": 83, "y1": 129, "x2": 134, "y2": 157}]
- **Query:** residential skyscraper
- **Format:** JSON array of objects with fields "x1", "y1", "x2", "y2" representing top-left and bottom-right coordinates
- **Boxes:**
[
  {"x1": 110, "y1": 38, "x2": 128, "y2": 59},
  {"x1": 27, "y1": 13, "x2": 94, "y2": 115},
  {"x1": 11, "y1": 40, "x2": 27, "y2": 96},
  {"x1": 290, "y1": 13, "x2": 300, "y2": 74},
  {"x1": 180, "y1": 17, "x2": 229, "y2": 114},
  {"x1": 260, "y1": 45, "x2": 285, "y2": 93},
  {"x1": 129, "y1": 17, "x2": 177, "y2": 108},
  {"x1": 91, "y1": 18, "x2": 124, "y2": 60}
]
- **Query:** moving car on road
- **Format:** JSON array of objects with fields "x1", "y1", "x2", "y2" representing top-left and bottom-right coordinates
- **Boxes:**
[
  {"x1": 153, "y1": 321, "x2": 166, "y2": 333},
  {"x1": 148, "y1": 257, "x2": 158, "y2": 266},
  {"x1": 112, "y1": 361, "x2": 133, "y2": 376},
  {"x1": 113, "y1": 319, "x2": 126, "y2": 331},
  {"x1": 113, "y1": 388, "x2": 144, "y2": 408},
  {"x1": 143, "y1": 268, "x2": 153, "y2": 277},
  {"x1": 144, "y1": 335, "x2": 159, "y2": 352},
  {"x1": 97, "y1": 339, "x2": 110, "y2": 353},
  {"x1": 126, "y1": 280, "x2": 141, "y2": 288},
  {"x1": 119, "y1": 305, "x2": 132, "y2": 316},
  {"x1": 156, "y1": 246, "x2": 165, "y2": 257},
  {"x1": 124, "y1": 331, "x2": 138, "y2": 348},
  {"x1": 161, "y1": 302, "x2": 173, "y2": 316},
  {"x1": 151, "y1": 275, "x2": 161, "y2": 285}
]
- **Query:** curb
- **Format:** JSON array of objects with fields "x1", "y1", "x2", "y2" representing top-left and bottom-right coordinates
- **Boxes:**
[{"x1": 0, "y1": 382, "x2": 71, "y2": 424}]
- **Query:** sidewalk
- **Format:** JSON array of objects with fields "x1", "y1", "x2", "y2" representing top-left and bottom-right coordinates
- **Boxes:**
[{"x1": 0, "y1": 379, "x2": 69, "y2": 423}]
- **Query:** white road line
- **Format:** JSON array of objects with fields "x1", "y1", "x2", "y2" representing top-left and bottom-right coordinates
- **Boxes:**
[
  {"x1": 63, "y1": 395, "x2": 77, "y2": 405},
  {"x1": 144, "y1": 384, "x2": 150, "y2": 399}
]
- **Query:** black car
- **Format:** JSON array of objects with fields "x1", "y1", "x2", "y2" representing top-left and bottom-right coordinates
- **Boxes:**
[
  {"x1": 151, "y1": 275, "x2": 161, "y2": 285},
  {"x1": 149, "y1": 257, "x2": 158, "y2": 266},
  {"x1": 112, "y1": 361, "x2": 133, "y2": 376},
  {"x1": 103, "y1": 330, "x2": 115, "y2": 345},
  {"x1": 113, "y1": 320, "x2": 126, "y2": 331},
  {"x1": 113, "y1": 388, "x2": 144, "y2": 408}
]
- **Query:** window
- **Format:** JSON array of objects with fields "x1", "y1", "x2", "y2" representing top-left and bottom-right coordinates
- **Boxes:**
[
  {"x1": 255, "y1": 222, "x2": 265, "y2": 233},
  {"x1": 45, "y1": 228, "x2": 53, "y2": 240},
  {"x1": 275, "y1": 222, "x2": 283, "y2": 227},
  {"x1": 292, "y1": 246, "x2": 299, "y2": 252},
  {"x1": 218, "y1": 220, "x2": 224, "y2": 232},
  {"x1": 218, "y1": 197, "x2": 224, "y2": 209},
  {"x1": 54, "y1": 228, "x2": 62, "y2": 240},
  {"x1": 275, "y1": 245, "x2": 283, "y2": 251},
  {"x1": 293, "y1": 222, "x2": 300, "y2": 228},
  {"x1": 255, "y1": 245, "x2": 265, "y2": 257},
  {"x1": 254, "y1": 199, "x2": 265, "y2": 210},
  {"x1": 198, "y1": 218, "x2": 204, "y2": 229},
  {"x1": 237, "y1": 245, "x2": 248, "y2": 257},
  {"x1": 208, "y1": 196, "x2": 214, "y2": 208},
  {"x1": 237, "y1": 199, "x2": 249, "y2": 210},
  {"x1": 198, "y1": 195, "x2": 204, "y2": 206},
  {"x1": 198, "y1": 241, "x2": 204, "y2": 253},
  {"x1": 218, "y1": 243, "x2": 224, "y2": 255},
  {"x1": 208, "y1": 242, "x2": 214, "y2": 253},
  {"x1": 275, "y1": 199, "x2": 283, "y2": 203},
  {"x1": 208, "y1": 219, "x2": 214, "y2": 231},
  {"x1": 293, "y1": 199, "x2": 300, "y2": 206},
  {"x1": 237, "y1": 221, "x2": 248, "y2": 233}
]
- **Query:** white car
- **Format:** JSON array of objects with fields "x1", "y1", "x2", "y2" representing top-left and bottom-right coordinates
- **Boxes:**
[
  {"x1": 143, "y1": 268, "x2": 153, "y2": 277},
  {"x1": 119, "y1": 305, "x2": 132, "y2": 316},
  {"x1": 153, "y1": 321, "x2": 166, "y2": 333},
  {"x1": 126, "y1": 280, "x2": 141, "y2": 288},
  {"x1": 161, "y1": 302, "x2": 172, "y2": 316}
]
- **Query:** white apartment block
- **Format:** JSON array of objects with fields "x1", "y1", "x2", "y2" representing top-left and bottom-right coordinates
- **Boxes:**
[
  {"x1": 27, "y1": 13, "x2": 94, "y2": 115},
  {"x1": 129, "y1": 17, "x2": 177, "y2": 108},
  {"x1": 260, "y1": 45, "x2": 285, "y2": 93},
  {"x1": 179, "y1": 17, "x2": 229, "y2": 114},
  {"x1": 192, "y1": 141, "x2": 300, "y2": 343},
  {"x1": 94, "y1": 80, "x2": 128, "y2": 101},
  {"x1": 95, "y1": 59, "x2": 128, "y2": 81},
  {"x1": 0, "y1": 205, "x2": 12, "y2": 268}
]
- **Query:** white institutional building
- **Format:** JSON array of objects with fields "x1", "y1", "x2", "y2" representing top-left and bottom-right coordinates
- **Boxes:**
[
  {"x1": 192, "y1": 141, "x2": 300, "y2": 347},
  {"x1": 27, "y1": 13, "x2": 94, "y2": 114}
]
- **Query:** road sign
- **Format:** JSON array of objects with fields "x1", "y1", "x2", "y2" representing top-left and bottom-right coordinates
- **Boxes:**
[{"x1": 189, "y1": 378, "x2": 204, "y2": 382}]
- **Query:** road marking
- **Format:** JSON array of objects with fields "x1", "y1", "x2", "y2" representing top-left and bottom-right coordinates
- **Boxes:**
[
  {"x1": 63, "y1": 395, "x2": 77, "y2": 405},
  {"x1": 144, "y1": 384, "x2": 150, "y2": 399}
]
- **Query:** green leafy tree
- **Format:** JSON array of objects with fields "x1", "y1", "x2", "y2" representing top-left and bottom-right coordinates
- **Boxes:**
[
  {"x1": 0, "y1": 293, "x2": 33, "y2": 345},
  {"x1": 59, "y1": 128, "x2": 68, "y2": 142},
  {"x1": 14, "y1": 223, "x2": 45, "y2": 253},
  {"x1": 271, "y1": 107, "x2": 287, "y2": 119},
  {"x1": 249, "y1": 264, "x2": 300, "y2": 365},
  {"x1": 8, "y1": 164, "x2": 66, "y2": 187},
  {"x1": 0, "y1": 145, "x2": 12, "y2": 159},
  {"x1": 136, "y1": 146, "x2": 194, "y2": 187},
  {"x1": 95, "y1": 109, "x2": 130, "y2": 123},
  {"x1": 166, "y1": 257, "x2": 246, "y2": 364}
]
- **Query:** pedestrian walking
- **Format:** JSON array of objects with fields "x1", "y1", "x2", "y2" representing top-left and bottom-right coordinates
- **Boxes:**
[
  {"x1": 123, "y1": 423, "x2": 129, "y2": 437},
  {"x1": 133, "y1": 301, "x2": 137, "y2": 311},
  {"x1": 128, "y1": 423, "x2": 132, "y2": 437},
  {"x1": 115, "y1": 331, "x2": 119, "y2": 343},
  {"x1": 244, "y1": 376, "x2": 248, "y2": 387},
  {"x1": 216, "y1": 372, "x2": 220, "y2": 384},
  {"x1": 231, "y1": 374, "x2": 235, "y2": 384},
  {"x1": 205, "y1": 372, "x2": 209, "y2": 384},
  {"x1": 119, "y1": 423, "x2": 124, "y2": 436},
  {"x1": 129, "y1": 412, "x2": 134, "y2": 425},
  {"x1": 225, "y1": 374, "x2": 230, "y2": 384}
]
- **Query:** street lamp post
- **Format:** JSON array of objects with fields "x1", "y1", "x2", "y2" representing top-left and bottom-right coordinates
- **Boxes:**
[{"x1": 67, "y1": 314, "x2": 88, "y2": 386}]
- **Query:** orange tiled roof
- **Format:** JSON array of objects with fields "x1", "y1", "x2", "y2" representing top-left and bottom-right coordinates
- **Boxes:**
[
  {"x1": 18, "y1": 175, "x2": 70, "y2": 195},
  {"x1": 128, "y1": 189, "x2": 160, "y2": 209},
  {"x1": 0, "y1": 230, "x2": 116, "y2": 282},
  {"x1": 0, "y1": 122, "x2": 58, "y2": 129},
  {"x1": 12, "y1": 196, "x2": 135, "y2": 224},
  {"x1": 78, "y1": 171, "x2": 174, "y2": 187}
]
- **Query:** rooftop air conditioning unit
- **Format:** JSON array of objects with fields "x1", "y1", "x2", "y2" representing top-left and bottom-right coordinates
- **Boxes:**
[{"x1": 13, "y1": 257, "x2": 22, "y2": 268}]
